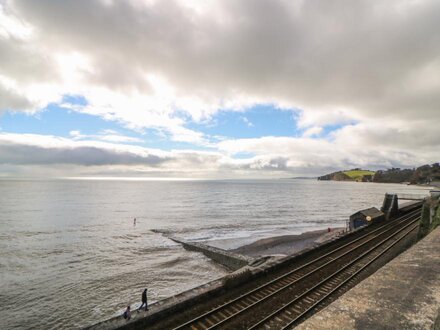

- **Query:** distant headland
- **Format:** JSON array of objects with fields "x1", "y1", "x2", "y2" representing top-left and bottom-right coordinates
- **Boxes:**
[{"x1": 317, "y1": 163, "x2": 440, "y2": 185}]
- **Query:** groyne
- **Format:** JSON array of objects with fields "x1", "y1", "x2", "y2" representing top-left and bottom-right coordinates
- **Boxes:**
[{"x1": 169, "y1": 238, "x2": 254, "y2": 271}]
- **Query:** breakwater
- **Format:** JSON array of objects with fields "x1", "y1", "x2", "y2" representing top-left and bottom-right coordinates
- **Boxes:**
[{"x1": 169, "y1": 238, "x2": 254, "y2": 270}]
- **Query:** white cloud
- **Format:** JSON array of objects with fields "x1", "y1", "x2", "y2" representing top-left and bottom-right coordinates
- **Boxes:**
[
  {"x1": 0, "y1": 0, "x2": 439, "y2": 176},
  {"x1": 0, "y1": 130, "x2": 438, "y2": 178},
  {"x1": 2, "y1": 1, "x2": 439, "y2": 119},
  {"x1": 241, "y1": 116, "x2": 254, "y2": 127},
  {"x1": 217, "y1": 129, "x2": 439, "y2": 172},
  {"x1": 69, "y1": 129, "x2": 144, "y2": 143},
  {"x1": 0, "y1": 4, "x2": 33, "y2": 40},
  {"x1": 302, "y1": 126, "x2": 323, "y2": 138}
]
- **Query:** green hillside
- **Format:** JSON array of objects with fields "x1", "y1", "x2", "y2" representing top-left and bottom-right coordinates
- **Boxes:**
[
  {"x1": 343, "y1": 170, "x2": 375, "y2": 181},
  {"x1": 319, "y1": 163, "x2": 440, "y2": 184},
  {"x1": 318, "y1": 169, "x2": 375, "y2": 181}
]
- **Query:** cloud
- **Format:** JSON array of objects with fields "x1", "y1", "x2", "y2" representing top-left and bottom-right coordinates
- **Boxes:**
[
  {"x1": 0, "y1": 133, "x2": 170, "y2": 166},
  {"x1": 218, "y1": 130, "x2": 439, "y2": 172},
  {"x1": 0, "y1": 0, "x2": 439, "y2": 176},
  {"x1": 302, "y1": 126, "x2": 323, "y2": 138},
  {"x1": 1, "y1": 1, "x2": 439, "y2": 118},
  {"x1": 0, "y1": 133, "x2": 229, "y2": 177},
  {"x1": 69, "y1": 130, "x2": 144, "y2": 143},
  {"x1": 0, "y1": 130, "x2": 438, "y2": 178},
  {"x1": 241, "y1": 116, "x2": 254, "y2": 127}
]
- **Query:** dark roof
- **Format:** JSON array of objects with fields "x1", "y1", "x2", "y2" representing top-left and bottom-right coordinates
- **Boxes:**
[{"x1": 350, "y1": 207, "x2": 384, "y2": 219}]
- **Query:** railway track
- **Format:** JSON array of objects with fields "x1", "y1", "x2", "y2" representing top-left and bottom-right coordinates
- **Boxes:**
[
  {"x1": 168, "y1": 207, "x2": 421, "y2": 330},
  {"x1": 248, "y1": 214, "x2": 420, "y2": 329}
]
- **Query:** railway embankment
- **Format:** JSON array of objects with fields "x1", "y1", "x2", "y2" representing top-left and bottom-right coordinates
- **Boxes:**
[
  {"x1": 86, "y1": 197, "x2": 433, "y2": 329},
  {"x1": 297, "y1": 225, "x2": 440, "y2": 330},
  {"x1": 417, "y1": 193, "x2": 440, "y2": 239},
  {"x1": 85, "y1": 227, "x2": 353, "y2": 330}
]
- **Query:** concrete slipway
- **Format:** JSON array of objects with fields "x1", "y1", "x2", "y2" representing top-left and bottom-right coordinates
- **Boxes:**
[{"x1": 297, "y1": 226, "x2": 440, "y2": 330}]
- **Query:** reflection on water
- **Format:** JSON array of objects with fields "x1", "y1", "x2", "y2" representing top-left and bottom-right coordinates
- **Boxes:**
[{"x1": 0, "y1": 179, "x2": 431, "y2": 329}]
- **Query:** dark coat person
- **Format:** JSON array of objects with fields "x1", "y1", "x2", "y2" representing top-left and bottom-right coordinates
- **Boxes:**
[
  {"x1": 123, "y1": 305, "x2": 131, "y2": 320},
  {"x1": 138, "y1": 289, "x2": 148, "y2": 311}
]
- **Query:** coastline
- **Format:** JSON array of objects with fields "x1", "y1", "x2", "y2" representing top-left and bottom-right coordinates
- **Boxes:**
[
  {"x1": 202, "y1": 228, "x2": 345, "y2": 260},
  {"x1": 317, "y1": 179, "x2": 438, "y2": 189},
  {"x1": 230, "y1": 228, "x2": 345, "y2": 257}
]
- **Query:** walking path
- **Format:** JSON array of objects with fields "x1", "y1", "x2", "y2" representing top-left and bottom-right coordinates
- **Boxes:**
[{"x1": 297, "y1": 227, "x2": 440, "y2": 329}]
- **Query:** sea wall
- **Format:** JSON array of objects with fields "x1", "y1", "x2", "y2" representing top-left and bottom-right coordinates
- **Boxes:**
[
  {"x1": 297, "y1": 226, "x2": 440, "y2": 330},
  {"x1": 87, "y1": 205, "x2": 423, "y2": 329},
  {"x1": 418, "y1": 194, "x2": 440, "y2": 239}
]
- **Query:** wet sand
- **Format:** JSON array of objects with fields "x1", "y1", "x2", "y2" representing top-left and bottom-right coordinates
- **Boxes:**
[{"x1": 229, "y1": 228, "x2": 345, "y2": 258}]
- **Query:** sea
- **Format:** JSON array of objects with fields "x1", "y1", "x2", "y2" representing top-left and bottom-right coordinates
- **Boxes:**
[{"x1": 0, "y1": 178, "x2": 432, "y2": 329}]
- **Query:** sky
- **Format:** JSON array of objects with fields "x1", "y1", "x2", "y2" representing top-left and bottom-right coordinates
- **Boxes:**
[{"x1": 0, "y1": 0, "x2": 439, "y2": 178}]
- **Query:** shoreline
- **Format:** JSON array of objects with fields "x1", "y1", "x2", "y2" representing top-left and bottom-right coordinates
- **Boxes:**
[
  {"x1": 316, "y1": 179, "x2": 438, "y2": 188},
  {"x1": 230, "y1": 228, "x2": 345, "y2": 258},
  {"x1": 201, "y1": 227, "x2": 345, "y2": 260}
]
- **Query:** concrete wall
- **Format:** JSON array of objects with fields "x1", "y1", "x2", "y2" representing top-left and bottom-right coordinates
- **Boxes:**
[
  {"x1": 87, "y1": 210, "x2": 422, "y2": 330},
  {"x1": 171, "y1": 238, "x2": 254, "y2": 271},
  {"x1": 297, "y1": 226, "x2": 440, "y2": 330}
]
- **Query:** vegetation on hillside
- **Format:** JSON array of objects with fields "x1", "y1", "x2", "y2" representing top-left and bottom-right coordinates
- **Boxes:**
[
  {"x1": 317, "y1": 171, "x2": 350, "y2": 181},
  {"x1": 343, "y1": 170, "x2": 375, "y2": 181},
  {"x1": 318, "y1": 168, "x2": 374, "y2": 182},
  {"x1": 318, "y1": 163, "x2": 440, "y2": 184},
  {"x1": 409, "y1": 163, "x2": 440, "y2": 184},
  {"x1": 372, "y1": 168, "x2": 414, "y2": 183},
  {"x1": 373, "y1": 163, "x2": 440, "y2": 184}
]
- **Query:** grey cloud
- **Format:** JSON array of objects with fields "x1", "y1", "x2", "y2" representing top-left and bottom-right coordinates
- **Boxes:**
[
  {"x1": 0, "y1": 37, "x2": 57, "y2": 84},
  {"x1": 6, "y1": 0, "x2": 439, "y2": 118},
  {"x1": 0, "y1": 132, "x2": 436, "y2": 177},
  {"x1": 1, "y1": 0, "x2": 439, "y2": 175},
  {"x1": 250, "y1": 157, "x2": 289, "y2": 171},
  {"x1": 165, "y1": 151, "x2": 231, "y2": 173},
  {"x1": 0, "y1": 84, "x2": 32, "y2": 111},
  {"x1": 333, "y1": 122, "x2": 440, "y2": 150},
  {"x1": 0, "y1": 142, "x2": 170, "y2": 166}
]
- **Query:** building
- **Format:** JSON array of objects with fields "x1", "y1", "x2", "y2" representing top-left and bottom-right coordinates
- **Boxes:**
[{"x1": 349, "y1": 207, "x2": 385, "y2": 231}]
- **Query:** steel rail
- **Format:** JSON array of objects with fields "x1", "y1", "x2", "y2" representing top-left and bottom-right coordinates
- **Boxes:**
[
  {"x1": 248, "y1": 216, "x2": 420, "y2": 330},
  {"x1": 203, "y1": 211, "x2": 420, "y2": 330},
  {"x1": 279, "y1": 221, "x2": 420, "y2": 330},
  {"x1": 171, "y1": 207, "x2": 421, "y2": 330}
]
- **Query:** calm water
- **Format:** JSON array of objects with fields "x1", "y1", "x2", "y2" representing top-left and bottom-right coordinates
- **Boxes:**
[{"x1": 0, "y1": 179, "x2": 431, "y2": 329}]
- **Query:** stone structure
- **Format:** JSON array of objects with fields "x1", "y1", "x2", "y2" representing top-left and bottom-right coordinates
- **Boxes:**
[
  {"x1": 381, "y1": 193, "x2": 399, "y2": 220},
  {"x1": 297, "y1": 226, "x2": 440, "y2": 330},
  {"x1": 170, "y1": 238, "x2": 254, "y2": 271}
]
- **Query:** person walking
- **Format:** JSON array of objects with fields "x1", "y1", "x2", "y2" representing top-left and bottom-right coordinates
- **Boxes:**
[{"x1": 138, "y1": 288, "x2": 148, "y2": 311}]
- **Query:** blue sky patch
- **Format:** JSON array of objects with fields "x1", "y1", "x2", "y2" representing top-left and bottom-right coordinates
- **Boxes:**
[
  {"x1": 0, "y1": 106, "x2": 121, "y2": 138},
  {"x1": 188, "y1": 104, "x2": 301, "y2": 139},
  {"x1": 0, "y1": 98, "x2": 346, "y2": 153}
]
